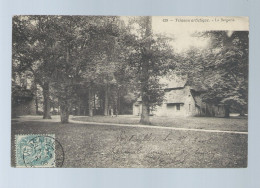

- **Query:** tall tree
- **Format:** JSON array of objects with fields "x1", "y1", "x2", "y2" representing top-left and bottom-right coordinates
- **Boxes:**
[
  {"x1": 126, "y1": 16, "x2": 175, "y2": 124},
  {"x1": 139, "y1": 16, "x2": 153, "y2": 124},
  {"x1": 175, "y1": 31, "x2": 249, "y2": 116},
  {"x1": 80, "y1": 16, "x2": 132, "y2": 116},
  {"x1": 52, "y1": 16, "x2": 125, "y2": 121},
  {"x1": 12, "y1": 16, "x2": 63, "y2": 119}
]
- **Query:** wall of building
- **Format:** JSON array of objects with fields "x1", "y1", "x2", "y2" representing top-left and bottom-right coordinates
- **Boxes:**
[
  {"x1": 12, "y1": 97, "x2": 36, "y2": 117},
  {"x1": 133, "y1": 102, "x2": 142, "y2": 116},
  {"x1": 132, "y1": 86, "x2": 229, "y2": 118},
  {"x1": 214, "y1": 105, "x2": 229, "y2": 117},
  {"x1": 183, "y1": 87, "x2": 197, "y2": 117},
  {"x1": 151, "y1": 86, "x2": 199, "y2": 117}
]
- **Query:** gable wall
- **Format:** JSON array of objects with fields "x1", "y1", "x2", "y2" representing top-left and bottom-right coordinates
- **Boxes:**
[
  {"x1": 153, "y1": 86, "x2": 198, "y2": 117},
  {"x1": 12, "y1": 97, "x2": 36, "y2": 117},
  {"x1": 132, "y1": 87, "x2": 229, "y2": 117}
]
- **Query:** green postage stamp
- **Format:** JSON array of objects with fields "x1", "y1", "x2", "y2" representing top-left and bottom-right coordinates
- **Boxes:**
[{"x1": 15, "y1": 134, "x2": 56, "y2": 167}]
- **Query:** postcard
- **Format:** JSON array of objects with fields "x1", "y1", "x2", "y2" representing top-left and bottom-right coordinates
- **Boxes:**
[{"x1": 11, "y1": 16, "x2": 248, "y2": 168}]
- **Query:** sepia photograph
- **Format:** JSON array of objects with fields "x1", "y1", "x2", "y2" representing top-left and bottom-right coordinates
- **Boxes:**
[{"x1": 11, "y1": 16, "x2": 248, "y2": 168}]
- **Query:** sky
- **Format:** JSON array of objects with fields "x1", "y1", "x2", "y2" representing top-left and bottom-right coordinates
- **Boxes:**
[
  {"x1": 121, "y1": 16, "x2": 249, "y2": 53},
  {"x1": 156, "y1": 30, "x2": 210, "y2": 53},
  {"x1": 152, "y1": 17, "x2": 211, "y2": 53}
]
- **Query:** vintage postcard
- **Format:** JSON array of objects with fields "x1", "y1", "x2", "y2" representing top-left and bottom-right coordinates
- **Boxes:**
[{"x1": 11, "y1": 16, "x2": 248, "y2": 168}]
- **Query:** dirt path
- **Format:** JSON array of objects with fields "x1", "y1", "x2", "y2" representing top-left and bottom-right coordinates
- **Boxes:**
[{"x1": 12, "y1": 115, "x2": 248, "y2": 135}]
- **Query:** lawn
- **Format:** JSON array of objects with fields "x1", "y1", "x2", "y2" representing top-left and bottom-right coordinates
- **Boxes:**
[
  {"x1": 11, "y1": 117, "x2": 247, "y2": 168},
  {"x1": 72, "y1": 115, "x2": 248, "y2": 132}
]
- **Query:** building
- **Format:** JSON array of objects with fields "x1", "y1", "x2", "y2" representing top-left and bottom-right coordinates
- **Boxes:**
[
  {"x1": 133, "y1": 77, "x2": 229, "y2": 117},
  {"x1": 12, "y1": 84, "x2": 36, "y2": 117}
]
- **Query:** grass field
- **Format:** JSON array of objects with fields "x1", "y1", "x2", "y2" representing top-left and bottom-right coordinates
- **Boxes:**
[
  {"x1": 11, "y1": 116, "x2": 248, "y2": 168},
  {"x1": 72, "y1": 115, "x2": 248, "y2": 132}
]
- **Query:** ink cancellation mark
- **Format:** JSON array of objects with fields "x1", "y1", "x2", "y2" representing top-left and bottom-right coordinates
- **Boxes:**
[{"x1": 15, "y1": 134, "x2": 64, "y2": 168}]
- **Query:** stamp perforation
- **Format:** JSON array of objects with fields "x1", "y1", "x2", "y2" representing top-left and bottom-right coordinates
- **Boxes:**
[{"x1": 15, "y1": 134, "x2": 56, "y2": 168}]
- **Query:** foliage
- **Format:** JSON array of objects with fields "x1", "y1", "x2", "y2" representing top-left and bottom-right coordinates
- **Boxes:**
[
  {"x1": 175, "y1": 31, "x2": 249, "y2": 114},
  {"x1": 126, "y1": 17, "x2": 175, "y2": 114},
  {"x1": 13, "y1": 16, "x2": 248, "y2": 122}
]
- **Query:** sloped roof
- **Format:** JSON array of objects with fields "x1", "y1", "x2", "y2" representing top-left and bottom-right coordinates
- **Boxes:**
[
  {"x1": 159, "y1": 76, "x2": 187, "y2": 89},
  {"x1": 135, "y1": 74, "x2": 207, "y2": 104},
  {"x1": 12, "y1": 84, "x2": 34, "y2": 98},
  {"x1": 165, "y1": 89, "x2": 186, "y2": 103},
  {"x1": 189, "y1": 82, "x2": 208, "y2": 92}
]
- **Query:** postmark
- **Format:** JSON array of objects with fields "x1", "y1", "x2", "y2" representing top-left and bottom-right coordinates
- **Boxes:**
[{"x1": 15, "y1": 134, "x2": 64, "y2": 167}]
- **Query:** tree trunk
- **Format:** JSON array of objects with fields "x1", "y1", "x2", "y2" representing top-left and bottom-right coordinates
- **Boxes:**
[
  {"x1": 225, "y1": 111, "x2": 230, "y2": 117},
  {"x1": 93, "y1": 92, "x2": 96, "y2": 115},
  {"x1": 139, "y1": 16, "x2": 152, "y2": 125},
  {"x1": 239, "y1": 112, "x2": 245, "y2": 116},
  {"x1": 140, "y1": 102, "x2": 150, "y2": 125},
  {"x1": 59, "y1": 46, "x2": 71, "y2": 123},
  {"x1": 117, "y1": 88, "x2": 120, "y2": 116},
  {"x1": 60, "y1": 103, "x2": 70, "y2": 123},
  {"x1": 140, "y1": 84, "x2": 151, "y2": 124},
  {"x1": 34, "y1": 83, "x2": 39, "y2": 114},
  {"x1": 115, "y1": 88, "x2": 119, "y2": 116},
  {"x1": 239, "y1": 109, "x2": 245, "y2": 116},
  {"x1": 77, "y1": 98, "x2": 81, "y2": 116},
  {"x1": 42, "y1": 82, "x2": 51, "y2": 119},
  {"x1": 104, "y1": 83, "x2": 109, "y2": 116},
  {"x1": 88, "y1": 87, "x2": 93, "y2": 117},
  {"x1": 35, "y1": 96, "x2": 39, "y2": 114}
]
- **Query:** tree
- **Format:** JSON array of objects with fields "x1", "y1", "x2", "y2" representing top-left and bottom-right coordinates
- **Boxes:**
[
  {"x1": 13, "y1": 16, "x2": 86, "y2": 122},
  {"x1": 52, "y1": 16, "x2": 128, "y2": 122},
  {"x1": 77, "y1": 16, "x2": 138, "y2": 117},
  {"x1": 50, "y1": 16, "x2": 90, "y2": 123},
  {"x1": 126, "y1": 17, "x2": 175, "y2": 124},
  {"x1": 12, "y1": 16, "x2": 176, "y2": 123},
  {"x1": 210, "y1": 31, "x2": 248, "y2": 115},
  {"x1": 175, "y1": 31, "x2": 249, "y2": 116},
  {"x1": 12, "y1": 16, "x2": 63, "y2": 119}
]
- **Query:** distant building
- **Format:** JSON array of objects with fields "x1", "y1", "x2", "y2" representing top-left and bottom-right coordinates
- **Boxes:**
[
  {"x1": 12, "y1": 84, "x2": 36, "y2": 117},
  {"x1": 133, "y1": 76, "x2": 229, "y2": 117}
]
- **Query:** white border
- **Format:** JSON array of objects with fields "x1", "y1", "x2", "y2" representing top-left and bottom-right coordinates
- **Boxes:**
[{"x1": 1, "y1": 0, "x2": 260, "y2": 187}]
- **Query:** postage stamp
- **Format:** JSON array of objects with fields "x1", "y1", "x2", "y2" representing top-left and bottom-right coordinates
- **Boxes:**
[{"x1": 15, "y1": 134, "x2": 56, "y2": 167}]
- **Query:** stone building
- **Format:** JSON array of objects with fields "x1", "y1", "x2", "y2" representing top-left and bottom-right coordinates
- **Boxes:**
[
  {"x1": 133, "y1": 77, "x2": 229, "y2": 118},
  {"x1": 12, "y1": 84, "x2": 36, "y2": 117}
]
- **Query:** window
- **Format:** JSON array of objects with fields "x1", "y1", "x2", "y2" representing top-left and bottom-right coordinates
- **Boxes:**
[
  {"x1": 189, "y1": 104, "x2": 191, "y2": 111},
  {"x1": 176, "y1": 104, "x2": 180, "y2": 110}
]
